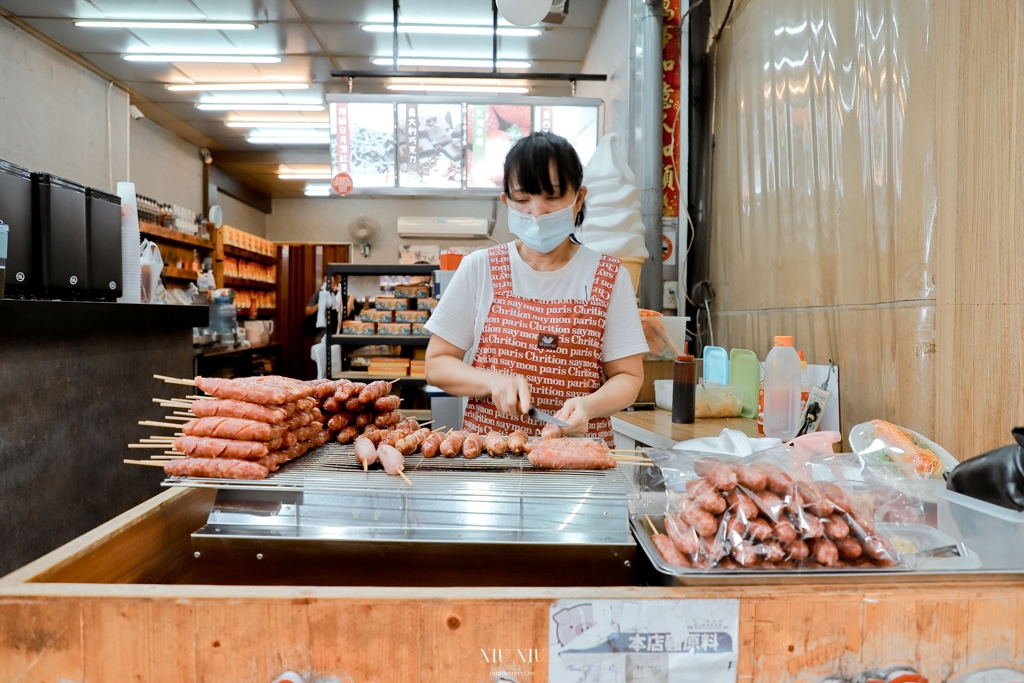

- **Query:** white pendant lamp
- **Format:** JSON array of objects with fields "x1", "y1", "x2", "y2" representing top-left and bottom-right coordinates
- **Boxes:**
[{"x1": 495, "y1": 0, "x2": 550, "y2": 27}]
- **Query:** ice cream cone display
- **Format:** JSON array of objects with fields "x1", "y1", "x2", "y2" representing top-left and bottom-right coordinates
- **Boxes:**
[{"x1": 578, "y1": 133, "x2": 650, "y2": 293}]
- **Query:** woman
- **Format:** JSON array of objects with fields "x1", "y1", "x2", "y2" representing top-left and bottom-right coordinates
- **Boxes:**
[{"x1": 424, "y1": 132, "x2": 648, "y2": 443}]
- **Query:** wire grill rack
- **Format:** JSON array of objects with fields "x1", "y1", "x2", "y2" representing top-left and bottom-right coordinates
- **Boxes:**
[{"x1": 163, "y1": 442, "x2": 641, "y2": 502}]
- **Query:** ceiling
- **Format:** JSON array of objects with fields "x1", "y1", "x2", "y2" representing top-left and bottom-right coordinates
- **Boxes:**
[{"x1": 0, "y1": 0, "x2": 606, "y2": 199}]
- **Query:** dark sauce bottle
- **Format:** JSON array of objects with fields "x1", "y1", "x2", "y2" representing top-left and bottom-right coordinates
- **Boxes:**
[{"x1": 672, "y1": 342, "x2": 696, "y2": 424}]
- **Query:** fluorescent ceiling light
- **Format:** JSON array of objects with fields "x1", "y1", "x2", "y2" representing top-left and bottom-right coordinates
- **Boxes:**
[
  {"x1": 124, "y1": 54, "x2": 281, "y2": 63},
  {"x1": 76, "y1": 20, "x2": 255, "y2": 30},
  {"x1": 305, "y1": 189, "x2": 331, "y2": 196},
  {"x1": 251, "y1": 128, "x2": 329, "y2": 137},
  {"x1": 386, "y1": 84, "x2": 529, "y2": 94},
  {"x1": 248, "y1": 136, "x2": 329, "y2": 145},
  {"x1": 362, "y1": 24, "x2": 541, "y2": 37},
  {"x1": 197, "y1": 103, "x2": 324, "y2": 111},
  {"x1": 371, "y1": 58, "x2": 531, "y2": 69},
  {"x1": 278, "y1": 172, "x2": 333, "y2": 180},
  {"x1": 167, "y1": 83, "x2": 309, "y2": 91},
  {"x1": 226, "y1": 121, "x2": 328, "y2": 128}
]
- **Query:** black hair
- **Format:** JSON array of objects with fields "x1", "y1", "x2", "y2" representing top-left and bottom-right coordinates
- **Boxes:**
[{"x1": 503, "y1": 131, "x2": 587, "y2": 228}]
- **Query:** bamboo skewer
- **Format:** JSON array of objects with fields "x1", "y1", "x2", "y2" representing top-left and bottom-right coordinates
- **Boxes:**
[
  {"x1": 154, "y1": 398, "x2": 194, "y2": 407},
  {"x1": 398, "y1": 471, "x2": 413, "y2": 486},
  {"x1": 164, "y1": 415, "x2": 192, "y2": 422},
  {"x1": 151, "y1": 455, "x2": 185, "y2": 460},
  {"x1": 154, "y1": 374, "x2": 198, "y2": 386},
  {"x1": 139, "y1": 420, "x2": 186, "y2": 429},
  {"x1": 644, "y1": 514, "x2": 659, "y2": 536},
  {"x1": 124, "y1": 459, "x2": 166, "y2": 467},
  {"x1": 172, "y1": 410, "x2": 195, "y2": 417},
  {"x1": 186, "y1": 395, "x2": 215, "y2": 401},
  {"x1": 141, "y1": 437, "x2": 176, "y2": 443},
  {"x1": 417, "y1": 420, "x2": 434, "y2": 427},
  {"x1": 128, "y1": 443, "x2": 172, "y2": 449}
]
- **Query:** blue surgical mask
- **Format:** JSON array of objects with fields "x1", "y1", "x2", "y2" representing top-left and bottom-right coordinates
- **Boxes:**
[{"x1": 507, "y1": 201, "x2": 578, "y2": 254}]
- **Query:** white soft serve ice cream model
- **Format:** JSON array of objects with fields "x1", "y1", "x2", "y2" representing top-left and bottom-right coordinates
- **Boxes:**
[{"x1": 578, "y1": 133, "x2": 650, "y2": 292}]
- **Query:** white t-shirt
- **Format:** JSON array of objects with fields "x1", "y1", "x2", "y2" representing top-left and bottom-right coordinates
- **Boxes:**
[{"x1": 425, "y1": 242, "x2": 649, "y2": 364}]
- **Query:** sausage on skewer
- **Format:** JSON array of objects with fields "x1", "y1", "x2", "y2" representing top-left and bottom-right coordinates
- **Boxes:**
[
  {"x1": 377, "y1": 443, "x2": 405, "y2": 477},
  {"x1": 541, "y1": 424, "x2": 562, "y2": 439},
  {"x1": 462, "y1": 433, "x2": 483, "y2": 459},
  {"x1": 421, "y1": 432, "x2": 444, "y2": 458},
  {"x1": 506, "y1": 429, "x2": 528, "y2": 455},
  {"x1": 336, "y1": 425, "x2": 360, "y2": 444},
  {"x1": 485, "y1": 431, "x2": 507, "y2": 457},
  {"x1": 353, "y1": 436, "x2": 378, "y2": 472},
  {"x1": 440, "y1": 431, "x2": 465, "y2": 457},
  {"x1": 374, "y1": 394, "x2": 401, "y2": 412}
]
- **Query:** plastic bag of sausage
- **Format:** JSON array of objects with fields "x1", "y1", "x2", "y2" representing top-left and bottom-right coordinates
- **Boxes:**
[{"x1": 638, "y1": 447, "x2": 910, "y2": 572}]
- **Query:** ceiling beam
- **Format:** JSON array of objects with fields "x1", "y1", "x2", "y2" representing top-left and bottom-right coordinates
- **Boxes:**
[{"x1": 210, "y1": 166, "x2": 273, "y2": 214}]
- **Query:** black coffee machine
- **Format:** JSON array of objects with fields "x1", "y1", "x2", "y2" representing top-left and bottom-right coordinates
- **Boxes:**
[
  {"x1": 86, "y1": 188, "x2": 123, "y2": 301},
  {"x1": 0, "y1": 160, "x2": 34, "y2": 296},
  {"x1": 32, "y1": 172, "x2": 89, "y2": 299}
]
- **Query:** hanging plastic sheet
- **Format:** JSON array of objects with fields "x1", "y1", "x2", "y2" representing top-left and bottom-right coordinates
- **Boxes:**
[{"x1": 708, "y1": 0, "x2": 936, "y2": 442}]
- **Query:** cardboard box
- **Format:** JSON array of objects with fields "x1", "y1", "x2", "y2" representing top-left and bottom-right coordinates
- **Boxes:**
[
  {"x1": 360, "y1": 309, "x2": 394, "y2": 323},
  {"x1": 396, "y1": 310, "x2": 429, "y2": 324},
  {"x1": 342, "y1": 321, "x2": 377, "y2": 335},
  {"x1": 375, "y1": 297, "x2": 410, "y2": 311},
  {"x1": 378, "y1": 323, "x2": 412, "y2": 336}
]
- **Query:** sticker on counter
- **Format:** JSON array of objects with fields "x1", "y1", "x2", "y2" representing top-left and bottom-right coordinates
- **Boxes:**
[{"x1": 548, "y1": 598, "x2": 739, "y2": 683}]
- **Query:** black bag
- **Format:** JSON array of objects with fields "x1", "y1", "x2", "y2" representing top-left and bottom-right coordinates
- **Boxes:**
[{"x1": 946, "y1": 427, "x2": 1024, "y2": 511}]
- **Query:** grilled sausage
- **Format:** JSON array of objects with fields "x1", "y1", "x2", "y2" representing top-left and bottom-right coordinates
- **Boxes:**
[
  {"x1": 506, "y1": 430, "x2": 528, "y2": 455},
  {"x1": 652, "y1": 533, "x2": 692, "y2": 568},
  {"x1": 440, "y1": 431, "x2": 466, "y2": 457},
  {"x1": 336, "y1": 425, "x2": 360, "y2": 444},
  {"x1": 359, "y1": 380, "x2": 391, "y2": 403},
  {"x1": 354, "y1": 411, "x2": 373, "y2": 428},
  {"x1": 678, "y1": 498, "x2": 719, "y2": 537},
  {"x1": 783, "y1": 538, "x2": 810, "y2": 561},
  {"x1": 421, "y1": 432, "x2": 444, "y2": 458},
  {"x1": 485, "y1": 431, "x2": 507, "y2": 457},
  {"x1": 373, "y1": 394, "x2": 401, "y2": 412},
  {"x1": 190, "y1": 399, "x2": 288, "y2": 424},
  {"x1": 730, "y1": 539, "x2": 758, "y2": 566},
  {"x1": 462, "y1": 433, "x2": 483, "y2": 459},
  {"x1": 344, "y1": 397, "x2": 364, "y2": 412},
  {"x1": 664, "y1": 512, "x2": 700, "y2": 556},
  {"x1": 836, "y1": 537, "x2": 863, "y2": 560},
  {"x1": 812, "y1": 537, "x2": 840, "y2": 566},
  {"x1": 725, "y1": 488, "x2": 758, "y2": 521},
  {"x1": 817, "y1": 481, "x2": 852, "y2": 513},
  {"x1": 694, "y1": 457, "x2": 738, "y2": 491},
  {"x1": 333, "y1": 380, "x2": 357, "y2": 402},
  {"x1": 759, "y1": 540, "x2": 785, "y2": 563},
  {"x1": 374, "y1": 411, "x2": 402, "y2": 428},
  {"x1": 772, "y1": 517, "x2": 799, "y2": 544},
  {"x1": 823, "y1": 514, "x2": 850, "y2": 540},
  {"x1": 326, "y1": 412, "x2": 351, "y2": 431},
  {"x1": 540, "y1": 424, "x2": 562, "y2": 439},
  {"x1": 321, "y1": 396, "x2": 341, "y2": 413},
  {"x1": 183, "y1": 417, "x2": 284, "y2": 442},
  {"x1": 376, "y1": 443, "x2": 405, "y2": 476},
  {"x1": 747, "y1": 517, "x2": 773, "y2": 541},
  {"x1": 164, "y1": 457, "x2": 268, "y2": 480},
  {"x1": 172, "y1": 435, "x2": 268, "y2": 460},
  {"x1": 749, "y1": 489, "x2": 786, "y2": 521}
]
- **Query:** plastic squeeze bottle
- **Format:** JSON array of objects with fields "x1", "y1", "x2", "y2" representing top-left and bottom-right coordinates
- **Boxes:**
[
  {"x1": 798, "y1": 350, "x2": 811, "y2": 415},
  {"x1": 672, "y1": 342, "x2": 696, "y2": 424},
  {"x1": 763, "y1": 336, "x2": 803, "y2": 439}
]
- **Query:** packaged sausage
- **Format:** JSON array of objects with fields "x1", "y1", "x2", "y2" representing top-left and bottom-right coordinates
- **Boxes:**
[
  {"x1": 377, "y1": 323, "x2": 411, "y2": 336},
  {"x1": 640, "y1": 447, "x2": 912, "y2": 572},
  {"x1": 394, "y1": 283, "x2": 431, "y2": 299},
  {"x1": 416, "y1": 297, "x2": 439, "y2": 312},
  {"x1": 395, "y1": 309, "x2": 429, "y2": 324},
  {"x1": 342, "y1": 320, "x2": 376, "y2": 335},
  {"x1": 374, "y1": 297, "x2": 410, "y2": 311},
  {"x1": 411, "y1": 323, "x2": 432, "y2": 336}
]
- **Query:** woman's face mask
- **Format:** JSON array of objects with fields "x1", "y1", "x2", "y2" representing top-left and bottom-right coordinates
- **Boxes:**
[{"x1": 507, "y1": 196, "x2": 578, "y2": 254}]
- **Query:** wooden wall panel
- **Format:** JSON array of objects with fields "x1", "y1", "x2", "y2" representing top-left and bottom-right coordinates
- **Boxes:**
[
  {"x1": 309, "y1": 602, "x2": 421, "y2": 683},
  {"x1": 0, "y1": 601, "x2": 83, "y2": 683},
  {"x1": 934, "y1": 0, "x2": 1024, "y2": 458},
  {"x1": 194, "y1": 601, "x2": 311, "y2": 682},
  {"x1": 83, "y1": 601, "x2": 195, "y2": 683}
]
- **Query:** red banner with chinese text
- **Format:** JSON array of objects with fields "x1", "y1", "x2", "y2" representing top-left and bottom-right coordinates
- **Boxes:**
[{"x1": 662, "y1": 0, "x2": 682, "y2": 218}]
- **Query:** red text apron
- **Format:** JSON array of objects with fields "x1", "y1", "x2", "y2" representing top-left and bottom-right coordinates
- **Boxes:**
[{"x1": 462, "y1": 243, "x2": 620, "y2": 445}]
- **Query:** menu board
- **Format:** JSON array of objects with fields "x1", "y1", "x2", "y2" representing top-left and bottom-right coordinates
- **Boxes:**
[
  {"x1": 533, "y1": 105, "x2": 600, "y2": 166},
  {"x1": 398, "y1": 103, "x2": 464, "y2": 188},
  {"x1": 329, "y1": 102, "x2": 396, "y2": 188},
  {"x1": 466, "y1": 104, "x2": 531, "y2": 188}
]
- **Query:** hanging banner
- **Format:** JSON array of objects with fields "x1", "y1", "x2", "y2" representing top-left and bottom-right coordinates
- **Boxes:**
[
  {"x1": 329, "y1": 102, "x2": 395, "y2": 188},
  {"x1": 398, "y1": 103, "x2": 464, "y2": 188},
  {"x1": 662, "y1": 0, "x2": 683, "y2": 218}
]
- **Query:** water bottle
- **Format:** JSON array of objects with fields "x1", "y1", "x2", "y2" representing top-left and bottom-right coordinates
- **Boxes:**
[{"x1": 763, "y1": 335, "x2": 802, "y2": 439}]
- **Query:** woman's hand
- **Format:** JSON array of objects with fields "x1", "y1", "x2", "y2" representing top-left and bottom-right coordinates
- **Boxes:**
[
  {"x1": 488, "y1": 372, "x2": 532, "y2": 416},
  {"x1": 555, "y1": 396, "x2": 593, "y2": 437}
]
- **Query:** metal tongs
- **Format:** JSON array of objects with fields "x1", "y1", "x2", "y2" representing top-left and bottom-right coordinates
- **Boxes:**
[{"x1": 913, "y1": 542, "x2": 968, "y2": 558}]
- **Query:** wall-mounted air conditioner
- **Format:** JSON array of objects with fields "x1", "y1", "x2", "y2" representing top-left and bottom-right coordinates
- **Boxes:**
[{"x1": 397, "y1": 216, "x2": 490, "y2": 239}]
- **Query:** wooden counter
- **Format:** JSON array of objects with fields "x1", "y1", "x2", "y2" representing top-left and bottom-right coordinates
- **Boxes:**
[
  {"x1": 1, "y1": 486, "x2": 1023, "y2": 682},
  {"x1": 611, "y1": 408, "x2": 760, "y2": 449}
]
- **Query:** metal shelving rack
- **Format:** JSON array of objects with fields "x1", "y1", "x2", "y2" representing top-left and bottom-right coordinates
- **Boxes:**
[{"x1": 325, "y1": 263, "x2": 437, "y2": 379}]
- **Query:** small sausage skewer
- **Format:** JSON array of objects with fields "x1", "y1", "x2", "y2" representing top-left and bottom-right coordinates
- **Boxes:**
[
  {"x1": 336, "y1": 425, "x2": 360, "y2": 444},
  {"x1": 353, "y1": 436, "x2": 378, "y2": 472},
  {"x1": 485, "y1": 431, "x2": 507, "y2": 457},
  {"x1": 507, "y1": 429, "x2": 528, "y2": 455},
  {"x1": 373, "y1": 394, "x2": 402, "y2": 412},
  {"x1": 462, "y1": 433, "x2": 483, "y2": 459},
  {"x1": 440, "y1": 430, "x2": 465, "y2": 457},
  {"x1": 377, "y1": 443, "x2": 412, "y2": 485},
  {"x1": 541, "y1": 424, "x2": 562, "y2": 439},
  {"x1": 421, "y1": 432, "x2": 444, "y2": 458}
]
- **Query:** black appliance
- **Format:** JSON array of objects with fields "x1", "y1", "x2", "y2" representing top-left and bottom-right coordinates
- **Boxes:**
[
  {"x1": 0, "y1": 160, "x2": 34, "y2": 297},
  {"x1": 86, "y1": 188, "x2": 122, "y2": 300},
  {"x1": 32, "y1": 173, "x2": 88, "y2": 298}
]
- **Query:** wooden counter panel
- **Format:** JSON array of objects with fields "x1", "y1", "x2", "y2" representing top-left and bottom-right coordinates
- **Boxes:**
[
  {"x1": 3, "y1": 590, "x2": 1024, "y2": 682},
  {"x1": 612, "y1": 410, "x2": 760, "y2": 448}
]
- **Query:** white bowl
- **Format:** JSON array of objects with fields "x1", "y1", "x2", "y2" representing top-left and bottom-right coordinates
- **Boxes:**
[{"x1": 654, "y1": 379, "x2": 674, "y2": 410}]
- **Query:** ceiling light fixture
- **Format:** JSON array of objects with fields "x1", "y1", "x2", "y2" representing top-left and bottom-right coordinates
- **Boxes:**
[
  {"x1": 198, "y1": 103, "x2": 324, "y2": 112},
  {"x1": 124, "y1": 54, "x2": 281, "y2": 63},
  {"x1": 226, "y1": 121, "x2": 329, "y2": 129},
  {"x1": 304, "y1": 184, "x2": 332, "y2": 197},
  {"x1": 278, "y1": 172, "x2": 333, "y2": 180},
  {"x1": 362, "y1": 23, "x2": 541, "y2": 37},
  {"x1": 76, "y1": 20, "x2": 256, "y2": 30},
  {"x1": 248, "y1": 136, "x2": 329, "y2": 145},
  {"x1": 167, "y1": 83, "x2": 309, "y2": 91},
  {"x1": 371, "y1": 58, "x2": 531, "y2": 69},
  {"x1": 386, "y1": 84, "x2": 529, "y2": 94}
]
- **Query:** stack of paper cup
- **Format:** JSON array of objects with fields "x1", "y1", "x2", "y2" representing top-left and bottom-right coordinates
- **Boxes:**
[{"x1": 116, "y1": 181, "x2": 141, "y2": 303}]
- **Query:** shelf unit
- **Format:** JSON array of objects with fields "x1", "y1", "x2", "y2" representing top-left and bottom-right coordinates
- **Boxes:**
[
  {"x1": 215, "y1": 226, "x2": 278, "y2": 326},
  {"x1": 140, "y1": 221, "x2": 214, "y2": 291},
  {"x1": 325, "y1": 263, "x2": 437, "y2": 379}
]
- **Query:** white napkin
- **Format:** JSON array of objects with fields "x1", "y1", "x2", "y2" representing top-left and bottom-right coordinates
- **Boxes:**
[{"x1": 673, "y1": 428, "x2": 781, "y2": 457}]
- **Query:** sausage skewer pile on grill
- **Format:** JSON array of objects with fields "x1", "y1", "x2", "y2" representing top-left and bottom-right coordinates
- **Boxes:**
[
  {"x1": 156, "y1": 375, "x2": 329, "y2": 480},
  {"x1": 651, "y1": 456, "x2": 900, "y2": 571}
]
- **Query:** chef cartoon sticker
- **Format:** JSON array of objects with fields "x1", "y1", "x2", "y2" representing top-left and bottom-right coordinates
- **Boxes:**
[{"x1": 548, "y1": 599, "x2": 739, "y2": 683}]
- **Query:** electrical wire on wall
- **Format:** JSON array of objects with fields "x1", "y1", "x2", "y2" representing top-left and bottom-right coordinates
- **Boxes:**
[{"x1": 106, "y1": 81, "x2": 114, "y2": 192}]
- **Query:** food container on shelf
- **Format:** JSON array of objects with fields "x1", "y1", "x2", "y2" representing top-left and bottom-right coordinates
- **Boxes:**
[
  {"x1": 695, "y1": 383, "x2": 743, "y2": 419},
  {"x1": 342, "y1": 320, "x2": 376, "y2": 335},
  {"x1": 378, "y1": 322, "x2": 411, "y2": 336},
  {"x1": 878, "y1": 522, "x2": 981, "y2": 571},
  {"x1": 360, "y1": 309, "x2": 393, "y2": 323},
  {"x1": 654, "y1": 379, "x2": 673, "y2": 410},
  {"x1": 417, "y1": 297, "x2": 439, "y2": 311},
  {"x1": 395, "y1": 283, "x2": 431, "y2": 298},
  {"x1": 375, "y1": 297, "x2": 410, "y2": 311},
  {"x1": 936, "y1": 487, "x2": 1024, "y2": 569},
  {"x1": 395, "y1": 309, "x2": 429, "y2": 324}
]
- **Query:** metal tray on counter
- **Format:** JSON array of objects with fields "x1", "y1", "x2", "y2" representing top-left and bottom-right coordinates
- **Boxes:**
[{"x1": 631, "y1": 514, "x2": 991, "y2": 586}]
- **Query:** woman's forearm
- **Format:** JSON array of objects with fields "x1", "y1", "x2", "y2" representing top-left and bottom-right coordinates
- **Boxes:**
[
  {"x1": 584, "y1": 372, "x2": 643, "y2": 418},
  {"x1": 424, "y1": 353, "x2": 496, "y2": 398}
]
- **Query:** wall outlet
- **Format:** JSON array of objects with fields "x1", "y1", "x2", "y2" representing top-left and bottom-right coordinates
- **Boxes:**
[{"x1": 663, "y1": 281, "x2": 678, "y2": 309}]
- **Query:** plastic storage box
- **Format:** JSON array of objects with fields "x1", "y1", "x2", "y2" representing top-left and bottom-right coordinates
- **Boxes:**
[
  {"x1": 0, "y1": 160, "x2": 34, "y2": 296},
  {"x1": 32, "y1": 173, "x2": 88, "y2": 297},
  {"x1": 86, "y1": 188, "x2": 122, "y2": 300},
  {"x1": 936, "y1": 487, "x2": 1024, "y2": 569}
]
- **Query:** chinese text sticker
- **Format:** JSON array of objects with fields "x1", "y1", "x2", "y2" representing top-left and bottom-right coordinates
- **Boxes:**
[{"x1": 549, "y1": 599, "x2": 739, "y2": 683}]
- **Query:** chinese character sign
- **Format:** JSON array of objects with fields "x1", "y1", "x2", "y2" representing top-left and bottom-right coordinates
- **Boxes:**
[
  {"x1": 467, "y1": 104, "x2": 530, "y2": 188},
  {"x1": 533, "y1": 105, "x2": 599, "y2": 167},
  {"x1": 549, "y1": 599, "x2": 739, "y2": 683},
  {"x1": 662, "y1": 0, "x2": 683, "y2": 218},
  {"x1": 329, "y1": 102, "x2": 395, "y2": 188},
  {"x1": 398, "y1": 103, "x2": 464, "y2": 188}
]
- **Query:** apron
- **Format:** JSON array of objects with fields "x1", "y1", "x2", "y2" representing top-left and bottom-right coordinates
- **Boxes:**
[{"x1": 462, "y1": 243, "x2": 620, "y2": 445}]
